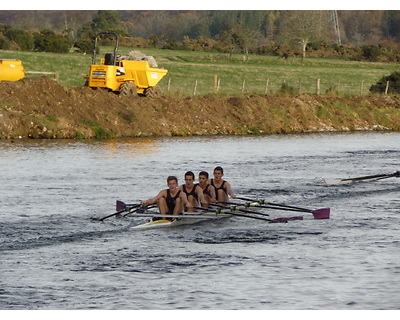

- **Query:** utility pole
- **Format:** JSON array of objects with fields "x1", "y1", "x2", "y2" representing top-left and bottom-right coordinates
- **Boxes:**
[{"x1": 330, "y1": 10, "x2": 342, "y2": 45}]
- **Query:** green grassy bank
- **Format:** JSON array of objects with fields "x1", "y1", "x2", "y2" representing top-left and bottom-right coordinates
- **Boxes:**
[{"x1": 1, "y1": 47, "x2": 400, "y2": 97}]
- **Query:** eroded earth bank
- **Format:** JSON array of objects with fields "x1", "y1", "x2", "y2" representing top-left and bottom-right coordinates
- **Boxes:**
[{"x1": 1, "y1": 77, "x2": 399, "y2": 139}]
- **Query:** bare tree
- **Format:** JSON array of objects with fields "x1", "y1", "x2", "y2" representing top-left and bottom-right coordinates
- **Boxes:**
[{"x1": 279, "y1": 11, "x2": 328, "y2": 61}]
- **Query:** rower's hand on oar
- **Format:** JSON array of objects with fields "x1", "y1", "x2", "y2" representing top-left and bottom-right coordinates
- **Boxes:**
[{"x1": 200, "y1": 201, "x2": 209, "y2": 207}]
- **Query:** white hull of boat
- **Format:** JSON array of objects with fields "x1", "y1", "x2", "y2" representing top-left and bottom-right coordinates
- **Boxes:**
[{"x1": 130, "y1": 213, "x2": 231, "y2": 230}]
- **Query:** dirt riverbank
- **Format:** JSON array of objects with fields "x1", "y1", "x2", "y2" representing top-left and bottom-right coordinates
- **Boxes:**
[{"x1": 1, "y1": 77, "x2": 399, "y2": 139}]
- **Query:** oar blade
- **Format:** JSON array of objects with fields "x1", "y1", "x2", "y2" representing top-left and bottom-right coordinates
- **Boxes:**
[
  {"x1": 287, "y1": 216, "x2": 304, "y2": 221},
  {"x1": 323, "y1": 179, "x2": 352, "y2": 185},
  {"x1": 311, "y1": 208, "x2": 330, "y2": 219},
  {"x1": 116, "y1": 200, "x2": 127, "y2": 211},
  {"x1": 269, "y1": 218, "x2": 288, "y2": 223},
  {"x1": 269, "y1": 216, "x2": 304, "y2": 223}
]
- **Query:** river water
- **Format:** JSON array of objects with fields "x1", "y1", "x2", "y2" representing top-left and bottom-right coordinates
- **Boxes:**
[{"x1": 1, "y1": 132, "x2": 399, "y2": 310}]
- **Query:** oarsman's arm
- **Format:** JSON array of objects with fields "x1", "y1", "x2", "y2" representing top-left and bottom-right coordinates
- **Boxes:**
[
  {"x1": 208, "y1": 184, "x2": 217, "y2": 203},
  {"x1": 141, "y1": 190, "x2": 166, "y2": 205},
  {"x1": 225, "y1": 181, "x2": 236, "y2": 199},
  {"x1": 180, "y1": 192, "x2": 192, "y2": 208},
  {"x1": 195, "y1": 185, "x2": 205, "y2": 205}
]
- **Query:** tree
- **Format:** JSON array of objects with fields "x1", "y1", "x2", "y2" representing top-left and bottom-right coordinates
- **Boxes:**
[
  {"x1": 370, "y1": 71, "x2": 400, "y2": 94},
  {"x1": 340, "y1": 10, "x2": 387, "y2": 44},
  {"x1": 91, "y1": 10, "x2": 120, "y2": 32},
  {"x1": 73, "y1": 39, "x2": 93, "y2": 53},
  {"x1": 61, "y1": 11, "x2": 93, "y2": 42},
  {"x1": 278, "y1": 11, "x2": 328, "y2": 61},
  {"x1": 77, "y1": 10, "x2": 121, "y2": 40},
  {"x1": 265, "y1": 11, "x2": 280, "y2": 40},
  {"x1": 386, "y1": 11, "x2": 400, "y2": 41},
  {"x1": 3, "y1": 27, "x2": 34, "y2": 51},
  {"x1": 362, "y1": 45, "x2": 382, "y2": 61},
  {"x1": 33, "y1": 29, "x2": 72, "y2": 53},
  {"x1": 218, "y1": 23, "x2": 260, "y2": 59}
]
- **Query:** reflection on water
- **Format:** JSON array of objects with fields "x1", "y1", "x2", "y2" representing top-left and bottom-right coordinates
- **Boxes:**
[
  {"x1": 0, "y1": 137, "x2": 163, "y2": 158},
  {"x1": 100, "y1": 137, "x2": 163, "y2": 158}
]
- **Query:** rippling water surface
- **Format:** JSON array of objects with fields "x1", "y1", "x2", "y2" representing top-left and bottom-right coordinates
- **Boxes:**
[{"x1": 1, "y1": 132, "x2": 399, "y2": 310}]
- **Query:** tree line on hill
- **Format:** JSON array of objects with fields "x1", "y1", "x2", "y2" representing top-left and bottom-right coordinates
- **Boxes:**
[{"x1": 1, "y1": 10, "x2": 400, "y2": 61}]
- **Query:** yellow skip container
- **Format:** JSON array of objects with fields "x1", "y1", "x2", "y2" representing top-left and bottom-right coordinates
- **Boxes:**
[{"x1": 0, "y1": 59, "x2": 25, "y2": 81}]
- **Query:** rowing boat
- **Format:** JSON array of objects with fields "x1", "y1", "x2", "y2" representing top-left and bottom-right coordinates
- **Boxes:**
[
  {"x1": 96, "y1": 199, "x2": 326, "y2": 228},
  {"x1": 130, "y1": 212, "x2": 231, "y2": 230},
  {"x1": 320, "y1": 171, "x2": 399, "y2": 185}
]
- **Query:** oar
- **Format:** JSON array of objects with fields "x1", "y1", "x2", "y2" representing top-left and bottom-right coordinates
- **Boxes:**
[
  {"x1": 236, "y1": 197, "x2": 330, "y2": 219},
  {"x1": 210, "y1": 203, "x2": 303, "y2": 222},
  {"x1": 122, "y1": 204, "x2": 158, "y2": 217},
  {"x1": 378, "y1": 171, "x2": 400, "y2": 179},
  {"x1": 97, "y1": 208, "x2": 127, "y2": 221},
  {"x1": 210, "y1": 203, "x2": 270, "y2": 217},
  {"x1": 98, "y1": 200, "x2": 150, "y2": 221},
  {"x1": 323, "y1": 171, "x2": 400, "y2": 185},
  {"x1": 222, "y1": 200, "x2": 323, "y2": 215},
  {"x1": 195, "y1": 206, "x2": 302, "y2": 223},
  {"x1": 116, "y1": 200, "x2": 155, "y2": 211},
  {"x1": 342, "y1": 171, "x2": 400, "y2": 182},
  {"x1": 99, "y1": 203, "x2": 141, "y2": 222}
]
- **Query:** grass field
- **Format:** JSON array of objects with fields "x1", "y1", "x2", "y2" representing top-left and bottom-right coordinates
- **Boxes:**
[{"x1": 1, "y1": 47, "x2": 399, "y2": 96}]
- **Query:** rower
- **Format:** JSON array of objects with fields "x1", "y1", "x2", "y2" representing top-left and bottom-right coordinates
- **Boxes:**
[
  {"x1": 210, "y1": 166, "x2": 236, "y2": 202},
  {"x1": 197, "y1": 171, "x2": 217, "y2": 207},
  {"x1": 141, "y1": 176, "x2": 191, "y2": 220},
  {"x1": 180, "y1": 171, "x2": 204, "y2": 212}
]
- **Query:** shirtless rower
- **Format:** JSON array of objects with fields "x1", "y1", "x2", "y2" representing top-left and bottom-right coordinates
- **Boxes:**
[
  {"x1": 210, "y1": 166, "x2": 236, "y2": 202},
  {"x1": 141, "y1": 176, "x2": 191, "y2": 219},
  {"x1": 180, "y1": 171, "x2": 204, "y2": 212},
  {"x1": 197, "y1": 171, "x2": 217, "y2": 206}
]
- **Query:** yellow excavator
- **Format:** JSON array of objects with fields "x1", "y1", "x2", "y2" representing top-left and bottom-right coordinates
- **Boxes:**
[
  {"x1": 85, "y1": 31, "x2": 168, "y2": 98},
  {"x1": 0, "y1": 59, "x2": 25, "y2": 81}
]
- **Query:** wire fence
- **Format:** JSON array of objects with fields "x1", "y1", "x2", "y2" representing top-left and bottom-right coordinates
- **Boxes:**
[{"x1": 162, "y1": 75, "x2": 391, "y2": 97}]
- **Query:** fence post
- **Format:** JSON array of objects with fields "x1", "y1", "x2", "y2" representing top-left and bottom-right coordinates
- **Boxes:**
[
  {"x1": 193, "y1": 80, "x2": 198, "y2": 96},
  {"x1": 265, "y1": 78, "x2": 269, "y2": 94},
  {"x1": 214, "y1": 75, "x2": 218, "y2": 94},
  {"x1": 316, "y1": 78, "x2": 320, "y2": 95},
  {"x1": 385, "y1": 81, "x2": 389, "y2": 95},
  {"x1": 298, "y1": 78, "x2": 302, "y2": 94},
  {"x1": 167, "y1": 78, "x2": 171, "y2": 91},
  {"x1": 242, "y1": 79, "x2": 246, "y2": 93},
  {"x1": 360, "y1": 80, "x2": 364, "y2": 95}
]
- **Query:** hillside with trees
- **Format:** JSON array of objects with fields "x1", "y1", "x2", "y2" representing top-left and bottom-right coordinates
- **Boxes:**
[
  {"x1": 1, "y1": 10, "x2": 400, "y2": 61},
  {"x1": 1, "y1": 10, "x2": 400, "y2": 44}
]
